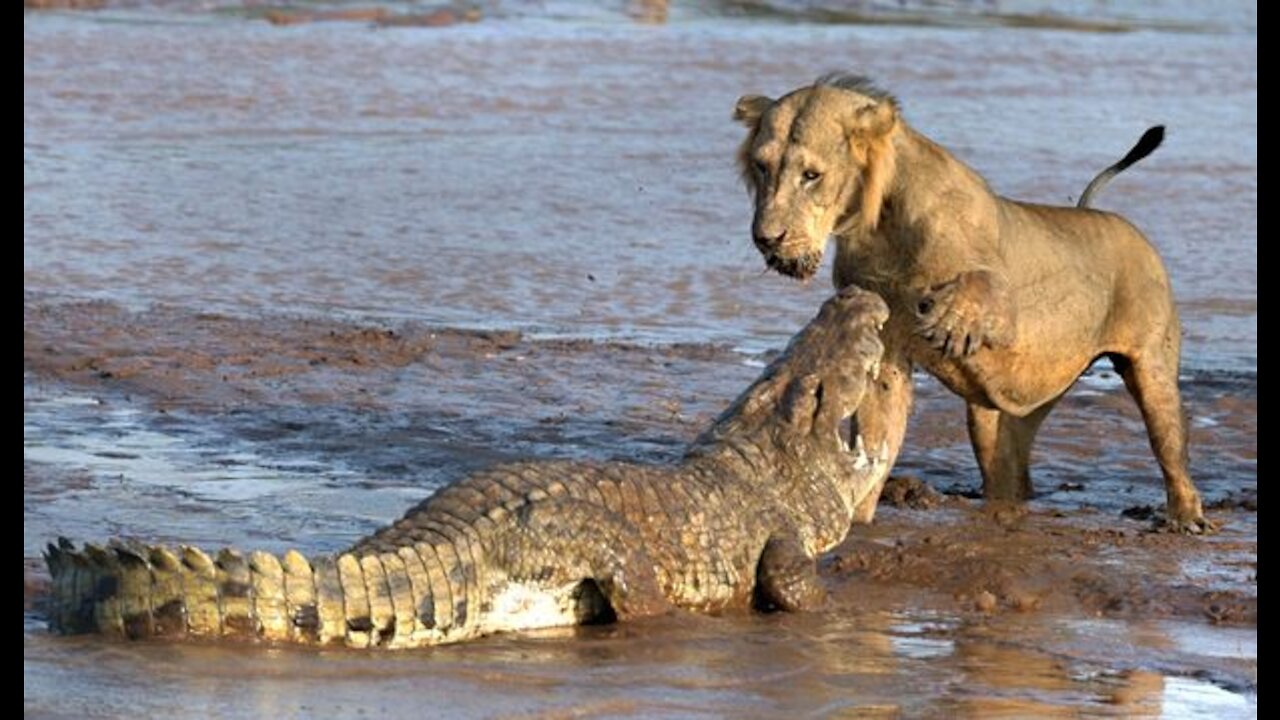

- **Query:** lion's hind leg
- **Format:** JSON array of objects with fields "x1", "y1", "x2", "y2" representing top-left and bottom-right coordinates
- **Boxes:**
[
  {"x1": 1109, "y1": 347, "x2": 1211, "y2": 534},
  {"x1": 966, "y1": 400, "x2": 1057, "y2": 501}
]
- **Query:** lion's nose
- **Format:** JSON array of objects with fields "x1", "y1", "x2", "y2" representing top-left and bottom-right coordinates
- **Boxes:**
[{"x1": 754, "y1": 230, "x2": 786, "y2": 252}]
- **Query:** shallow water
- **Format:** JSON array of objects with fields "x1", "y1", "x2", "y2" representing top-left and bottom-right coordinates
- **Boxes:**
[
  {"x1": 25, "y1": 2, "x2": 1256, "y2": 369},
  {"x1": 25, "y1": 2, "x2": 1256, "y2": 717},
  {"x1": 22, "y1": 609, "x2": 1257, "y2": 719}
]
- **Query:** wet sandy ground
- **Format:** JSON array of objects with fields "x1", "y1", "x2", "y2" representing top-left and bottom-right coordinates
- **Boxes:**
[{"x1": 24, "y1": 299, "x2": 1256, "y2": 717}]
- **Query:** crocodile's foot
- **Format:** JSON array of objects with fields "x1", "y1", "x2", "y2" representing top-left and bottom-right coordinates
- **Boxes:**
[{"x1": 754, "y1": 535, "x2": 827, "y2": 612}]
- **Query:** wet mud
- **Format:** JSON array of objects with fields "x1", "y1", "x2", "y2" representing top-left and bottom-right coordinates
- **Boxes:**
[{"x1": 24, "y1": 300, "x2": 1256, "y2": 717}]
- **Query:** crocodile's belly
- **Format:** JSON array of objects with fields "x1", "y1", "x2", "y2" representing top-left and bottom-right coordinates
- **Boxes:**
[{"x1": 477, "y1": 579, "x2": 611, "y2": 635}]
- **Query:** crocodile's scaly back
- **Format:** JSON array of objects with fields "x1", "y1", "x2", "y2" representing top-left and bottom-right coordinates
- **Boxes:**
[{"x1": 44, "y1": 287, "x2": 890, "y2": 648}]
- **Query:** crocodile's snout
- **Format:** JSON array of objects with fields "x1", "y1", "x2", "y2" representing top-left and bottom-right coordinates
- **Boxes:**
[{"x1": 833, "y1": 285, "x2": 890, "y2": 328}]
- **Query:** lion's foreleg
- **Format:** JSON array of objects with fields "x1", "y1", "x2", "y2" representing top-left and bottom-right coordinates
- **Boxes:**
[{"x1": 966, "y1": 400, "x2": 1056, "y2": 501}]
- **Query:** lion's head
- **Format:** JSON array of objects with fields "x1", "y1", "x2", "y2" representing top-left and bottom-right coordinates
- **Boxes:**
[{"x1": 734, "y1": 74, "x2": 899, "y2": 281}]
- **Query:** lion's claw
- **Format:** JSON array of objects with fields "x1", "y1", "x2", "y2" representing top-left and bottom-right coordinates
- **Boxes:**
[
  {"x1": 1154, "y1": 515, "x2": 1219, "y2": 535},
  {"x1": 915, "y1": 269, "x2": 1015, "y2": 359}
]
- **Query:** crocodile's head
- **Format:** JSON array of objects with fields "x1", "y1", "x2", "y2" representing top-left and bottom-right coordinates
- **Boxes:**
[{"x1": 690, "y1": 285, "x2": 889, "y2": 521}]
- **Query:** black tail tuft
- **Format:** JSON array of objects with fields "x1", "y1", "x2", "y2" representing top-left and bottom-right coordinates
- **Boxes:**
[
  {"x1": 1115, "y1": 125, "x2": 1165, "y2": 172},
  {"x1": 1077, "y1": 125, "x2": 1165, "y2": 208}
]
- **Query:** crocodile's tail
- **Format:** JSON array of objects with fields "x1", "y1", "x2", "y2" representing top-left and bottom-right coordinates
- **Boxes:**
[
  {"x1": 43, "y1": 538, "x2": 476, "y2": 648},
  {"x1": 1076, "y1": 125, "x2": 1164, "y2": 209}
]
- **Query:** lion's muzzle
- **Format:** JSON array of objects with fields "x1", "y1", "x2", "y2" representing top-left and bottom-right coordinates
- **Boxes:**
[
  {"x1": 763, "y1": 249, "x2": 822, "y2": 281},
  {"x1": 753, "y1": 229, "x2": 786, "y2": 254}
]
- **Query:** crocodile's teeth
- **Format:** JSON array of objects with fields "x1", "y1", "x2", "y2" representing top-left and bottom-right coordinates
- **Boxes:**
[{"x1": 850, "y1": 435, "x2": 870, "y2": 471}]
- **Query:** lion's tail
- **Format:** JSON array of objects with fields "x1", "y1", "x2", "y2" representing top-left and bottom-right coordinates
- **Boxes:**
[{"x1": 1076, "y1": 125, "x2": 1165, "y2": 208}]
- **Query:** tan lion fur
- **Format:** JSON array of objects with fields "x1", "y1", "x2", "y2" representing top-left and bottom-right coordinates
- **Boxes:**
[{"x1": 733, "y1": 75, "x2": 1208, "y2": 531}]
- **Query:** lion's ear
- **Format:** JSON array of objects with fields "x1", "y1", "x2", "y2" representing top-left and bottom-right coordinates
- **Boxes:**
[
  {"x1": 733, "y1": 95, "x2": 774, "y2": 127},
  {"x1": 851, "y1": 101, "x2": 897, "y2": 136}
]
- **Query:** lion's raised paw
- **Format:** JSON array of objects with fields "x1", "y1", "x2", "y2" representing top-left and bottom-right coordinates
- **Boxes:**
[{"x1": 915, "y1": 269, "x2": 1015, "y2": 359}]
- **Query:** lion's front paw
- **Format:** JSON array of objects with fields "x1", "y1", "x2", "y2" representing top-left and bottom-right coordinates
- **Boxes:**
[{"x1": 915, "y1": 270, "x2": 1016, "y2": 359}]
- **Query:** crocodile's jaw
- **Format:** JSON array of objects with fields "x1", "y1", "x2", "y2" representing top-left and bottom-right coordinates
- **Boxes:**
[{"x1": 836, "y1": 432, "x2": 892, "y2": 522}]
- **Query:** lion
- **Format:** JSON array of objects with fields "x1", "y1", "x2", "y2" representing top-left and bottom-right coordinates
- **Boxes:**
[{"x1": 733, "y1": 73, "x2": 1209, "y2": 532}]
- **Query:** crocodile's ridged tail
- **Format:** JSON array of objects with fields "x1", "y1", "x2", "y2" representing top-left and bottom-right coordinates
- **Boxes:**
[{"x1": 44, "y1": 538, "x2": 475, "y2": 648}]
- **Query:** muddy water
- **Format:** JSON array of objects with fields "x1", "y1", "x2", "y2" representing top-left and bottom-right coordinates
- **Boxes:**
[
  {"x1": 24, "y1": 3, "x2": 1256, "y2": 369},
  {"x1": 25, "y1": 2, "x2": 1255, "y2": 718}
]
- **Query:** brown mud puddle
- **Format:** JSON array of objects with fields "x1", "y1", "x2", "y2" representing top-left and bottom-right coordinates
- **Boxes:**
[
  {"x1": 24, "y1": 299, "x2": 1256, "y2": 717},
  {"x1": 841, "y1": 478, "x2": 1256, "y2": 624}
]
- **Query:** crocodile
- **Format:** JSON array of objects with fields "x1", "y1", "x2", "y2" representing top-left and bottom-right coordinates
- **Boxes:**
[{"x1": 44, "y1": 286, "x2": 890, "y2": 648}]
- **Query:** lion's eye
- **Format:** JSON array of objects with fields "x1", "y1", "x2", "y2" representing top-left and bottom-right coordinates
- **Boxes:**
[
  {"x1": 802, "y1": 169, "x2": 822, "y2": 183},
  {"x1": 755, "y1": 160, "x2": 769, "y2": 177}
]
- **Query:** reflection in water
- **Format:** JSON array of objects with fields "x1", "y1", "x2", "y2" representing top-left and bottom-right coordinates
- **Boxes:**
[
  {"x1": 24, "y1": 607, "x2": 1255, "y2": 718},
  {"x1": 1163, "y1": 676, "x2": 1255, "y2": 718}
]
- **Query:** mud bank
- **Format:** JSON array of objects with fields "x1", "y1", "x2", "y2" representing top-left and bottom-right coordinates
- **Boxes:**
[{"x1": 25, "y1": 299, "x2": 1256, "y2": 716}]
